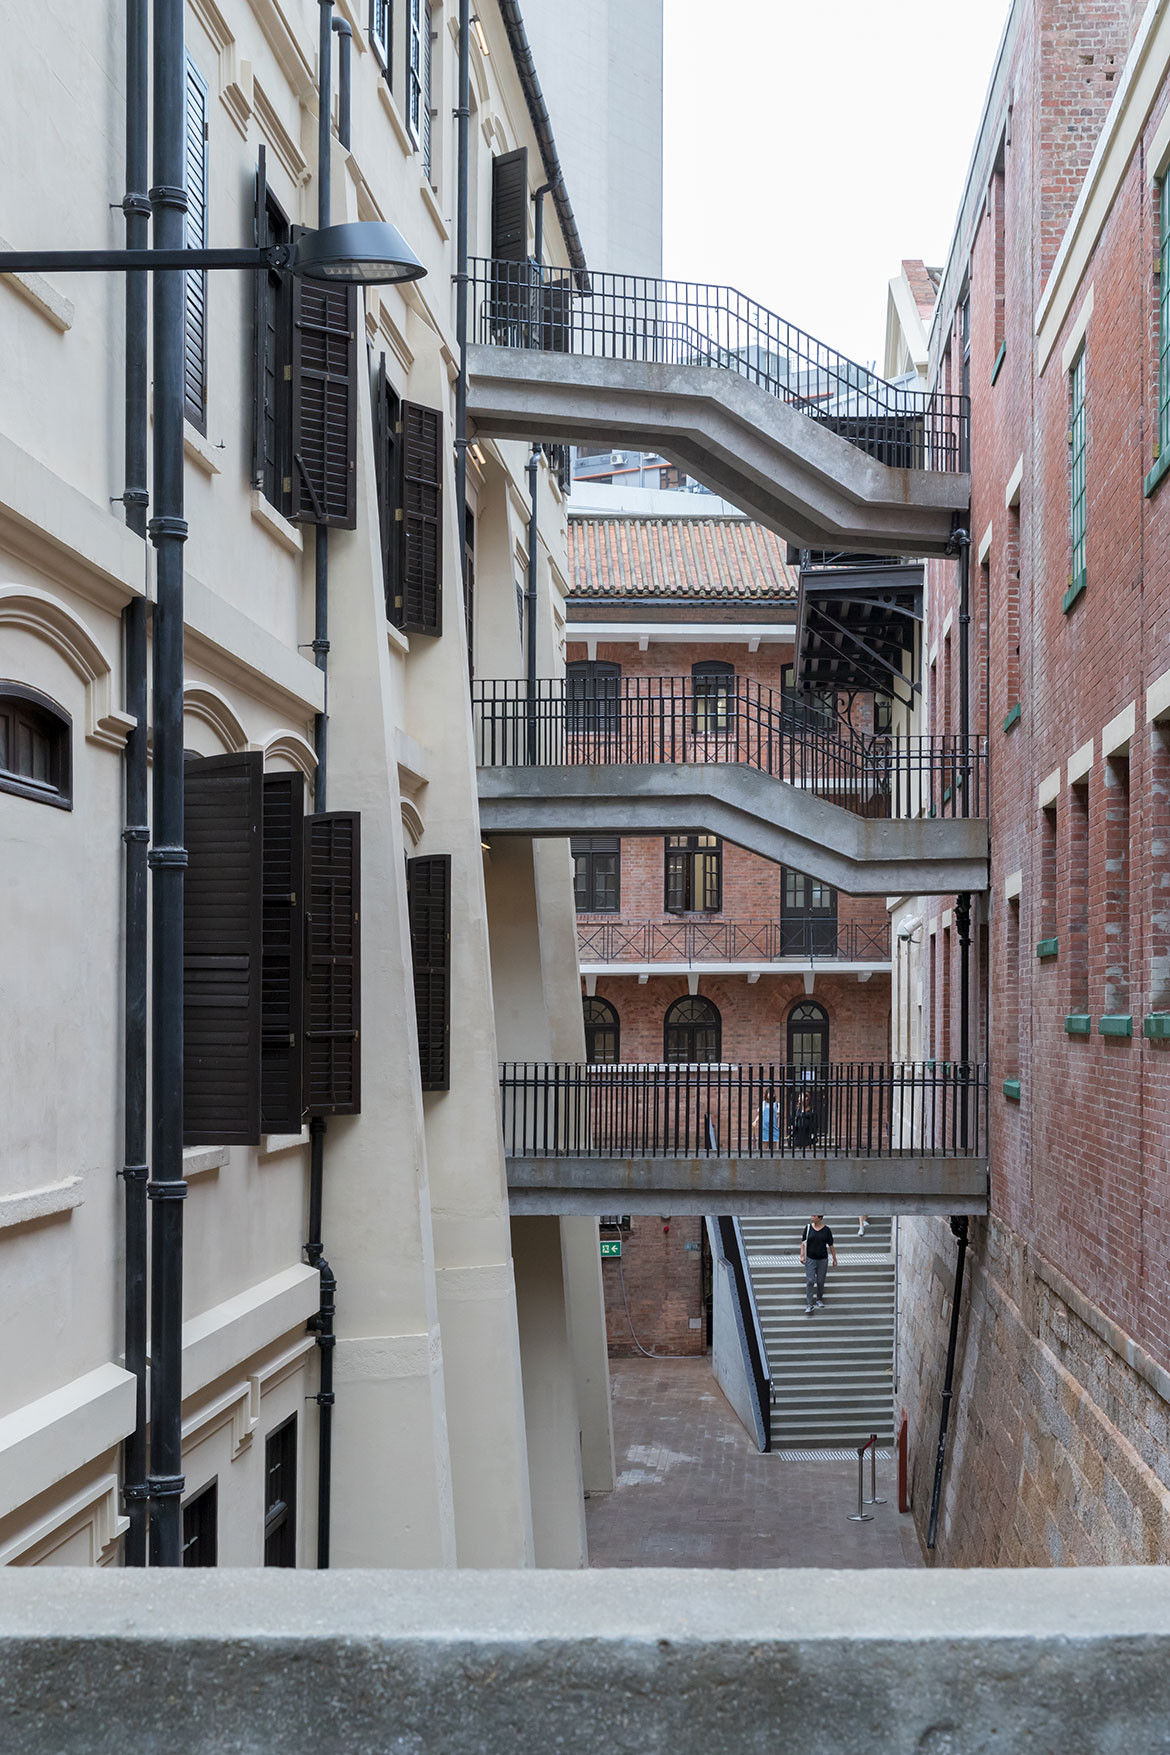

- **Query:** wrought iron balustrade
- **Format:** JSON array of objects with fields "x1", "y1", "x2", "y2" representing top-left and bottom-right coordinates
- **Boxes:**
[
  {"x1": 470, "y1": 258, "x2": 969, "y2": 474},
  {"x1": 501, "y1": 1061, "x2": 987, "y2": 1160},
  {"x1": 576, "y1": 918, "x2": 891, "y2": 964},
  {"x1": 474, "y1": 677, "x2": 987, "y2": 821}
]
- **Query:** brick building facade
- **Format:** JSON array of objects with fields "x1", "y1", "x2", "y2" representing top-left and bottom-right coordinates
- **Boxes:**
[
  {"x1": 894, "y1": 0, "x2": 1170, "y2": 1562},
  {"x1": 566, "y1": 514, "x2": 892, "y2": 1355}
]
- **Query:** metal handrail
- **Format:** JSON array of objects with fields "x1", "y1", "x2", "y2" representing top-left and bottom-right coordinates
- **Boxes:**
[
  {"x1": 470, "y1": 257, "x2": 969, "y2": 474},
  {"x1": 576, "y1": 918, "x2": 892, "y2": 964},
  {"x1": 474, "y1": 677, "x2": 987, "y2": 821},
  {"x1": 499, "y1": 1061, "x2": 989, "y2": 1159}
]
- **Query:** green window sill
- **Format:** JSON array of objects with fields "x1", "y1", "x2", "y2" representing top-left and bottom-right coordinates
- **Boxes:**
[
  {"x1": 1064, "y1": 1013, "x2": 1092, "y2": 1036},
  {"x1": 1002, "y1": 1078, "x2": 1022, "y2": 1100},
  {"x1": 1062, "y1": 571, "x2": 1087, "y2": 615},
  {"x1": 1003, "y1": 701, "x2": 1021, "y2": 733},
  {"x1": 1099, "y1": 1014, "x2": 1134, "y2": 1038},
  {"x1": 1144, "y1": 1013, "x2": 1170, "y2": 1040},
  {"x1": 1144, "y1": 447, "x2": 1170, "y2": 500},
  {"x1": 1035, "y1": 937, "x2": 1059, "y2": 960},
  {"x1": 991, "y1": 341, "x2": 1007, "y2": 385}
]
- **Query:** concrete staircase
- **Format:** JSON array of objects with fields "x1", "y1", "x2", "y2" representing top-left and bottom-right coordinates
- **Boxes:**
[{"x1": 739, "y1": 1214, "x2": 895, "y2": 1448}]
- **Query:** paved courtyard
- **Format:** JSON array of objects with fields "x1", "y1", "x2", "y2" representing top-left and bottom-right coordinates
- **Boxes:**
[{"x1": 586, "y1": 1357, "x2": 924, "y2": 1569}]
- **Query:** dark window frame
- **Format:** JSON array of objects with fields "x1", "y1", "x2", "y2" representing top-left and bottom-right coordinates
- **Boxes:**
[
  {"x1": 370, "y1": 0, "x2": 391, "y2": 70},
  {"x1": 181, "y1": 1480, "x2": 218, "y2": 1567},
  {"x1": 583, "y1": 996, "x2": 620, "y2": 1064},
  {"x1": 572, "y1": 835, "x2": 620, "y2": 913},
  {"x1": 0, "y1": 682, "x2": 72, "y2": 810},
  {"x1": 253, "y1": 155, "x2": 293, "y2": 514},
  {"x1": 664, "y1": 833, "x2": 722, "y2": 914},
  {"x1": 691, "y1": 659, "x2": 735, "y2": 735},
  {"x1": 263, "y1": 1415, "x2": 298, "y2": 1568},
  {"x1": 663, "y1": 995, "x2": 722, "y2": 1064},
  {"x1": 565, "y1": 660, "x2": 621, "y2": 736},
  {"x1": 787, "y1": 999, "x2": 830, "y2": 1068},
  {"x1": 780, "y1": 868, "x2": 838, "y2": 956},
  {"x1": 184, "y1": 55, "x2": 210, "y2": 434},
  {"x1": 781, "y1": 663, "x2": 837, "y2": 735}
]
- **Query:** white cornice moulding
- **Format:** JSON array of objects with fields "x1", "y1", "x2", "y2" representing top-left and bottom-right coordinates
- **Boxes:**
[{"x1": 0, "y1": 1363, "x2": 135, "y2": 1525}]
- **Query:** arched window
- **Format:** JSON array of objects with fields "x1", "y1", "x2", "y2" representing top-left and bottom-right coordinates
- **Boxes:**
[
  {"x1": 691, "y1": 659, "x2": 735, "y2": 735},
  {"x1": 787, "y1": 1000, "x2": 829, "y2": 1069},
  {"x1": 664, "y1": 995, "x2": 721, "y2": 1064},
  {"x1": 565, "y1": 660, "x2": 621, "y2": 735},
  {"x1": 583, "y1": 997, "x2": 620, "y2": 1064},
  {"x1": 0, "y1": 682, "x2": 72, "y2": 809}
]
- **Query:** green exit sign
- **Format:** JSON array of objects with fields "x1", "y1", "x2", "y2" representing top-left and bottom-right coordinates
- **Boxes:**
[{"x1": 600, "y1": 1239, "x2": 622, "y2": 1258}]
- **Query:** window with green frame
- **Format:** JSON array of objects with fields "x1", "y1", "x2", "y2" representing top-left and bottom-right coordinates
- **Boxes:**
[
  {"x1": 1160, "y1": 175, "x2": 1170, "y2": 458},
  {"x1": 1067, "y1": 348, "x2": 1086, "y2": 608}
]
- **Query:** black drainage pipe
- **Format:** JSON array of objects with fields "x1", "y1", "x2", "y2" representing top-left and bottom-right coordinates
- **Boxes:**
[
  {"x1": 118, "y1": 0, "x2": 151, "y2": 1570},
  {"x1": 925, "y1": 1215, "x2": 969, "y2": 1551}
]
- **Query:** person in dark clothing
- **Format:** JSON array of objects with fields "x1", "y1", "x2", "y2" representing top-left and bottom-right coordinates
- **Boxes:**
[{"x1": 800, "y1": 1214, "x2": 838, "y2": 1315}]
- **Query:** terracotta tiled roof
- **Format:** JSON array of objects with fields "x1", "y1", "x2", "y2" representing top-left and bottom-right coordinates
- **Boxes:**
[{"x1": 567, "y1": 515, "x2": 798, "y2": 602}]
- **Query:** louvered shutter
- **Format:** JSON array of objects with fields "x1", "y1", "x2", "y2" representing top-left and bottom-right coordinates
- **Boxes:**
[
  {"x1": 304, "y1": 812, "x2": 362, "y2": 1115},
  {"x1": 183, "y1": 752, "x2": 264, "y2": 1146},
  {"x1": 371, "y1": 351, "x2": 397, "y2": 618},
  {"x1": 398, "y1": 401, "x2": 443, "y2": 634},
  {"x1": 407, "y1": 855, "x2": 451, "y2": 1091},
  {"x1": 184, "y1": 57, "x2": 209, "y2": 432},
  {"x1": 290, "y1": 271, "x2": 358, "y2": 528},
  {"x1": 261, "y1": 771, "x2": 306, "y2": 1134},
  {"x1": 421, "y1": 4, "x2": 433, "y2": 183},
  {"x1": 491, "y1": 149, "x2": 529, "y2": 259},
  {"x1": 251, "y1": 147, "x2": 269, "y2": 492}
]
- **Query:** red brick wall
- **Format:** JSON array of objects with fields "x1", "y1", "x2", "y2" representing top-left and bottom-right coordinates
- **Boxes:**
[
  {"x1": 601, "y1": 1215, "x2": 706, "y2": 1357},
  {"x1": 590, "y1": 973, "x2": 889, "y2": 1067}
]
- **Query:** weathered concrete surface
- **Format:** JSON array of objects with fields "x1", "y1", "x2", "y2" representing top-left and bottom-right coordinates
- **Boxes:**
[
  {"x1": 506, "y1": 1154, "x2": 989, "y2": 1216},
  {"x1": 3, "y1": 1569, "x2": 1170, "y2": 1753},
  {"x1": 477, "y1": 764, "x2": 990, "y2": 896},
  {"x1": 468, "y1": 347, "x2": 970, "y2": 558}
]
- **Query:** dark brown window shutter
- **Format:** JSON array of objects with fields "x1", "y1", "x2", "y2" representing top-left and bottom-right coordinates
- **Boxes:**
[
  {"x1": 261, "y1": 771, "x2": 306, "y2": 1134},
  {"x1": 407, "y1": 854, "x2": 451, "y2": 1092},
  {"x1": 184, "y1": 57, "x2": 210, "y2": 433},
  {"x1": 491, "y1": 148, "x2": 529, "y2": 259},
  {"x1": 290, "y1": 271, "x2": 358, "y2": 528},
  {"x1": 304, "y1": 812, "x2": 362, "y2": 1115},
  {"x1": 399, "y1": 400, "x2": 443, "y2": 634},
  {"x1": 183, "y1": 752, "x2": 264, "y2": 1146}
]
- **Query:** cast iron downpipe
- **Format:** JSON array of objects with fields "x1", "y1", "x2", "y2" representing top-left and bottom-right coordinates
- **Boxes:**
[
  {"x1": 305, "y1": 0, "x2": 337, "y2": 1571},
  {"x1": 525, "y1": 448, "x2": 539, "y2": 761},
  {"x1": 454, "y1": 0, "x2": 471, "y2": 606},
  {"x1": 332, "y1": 15, "x2": 352, "y2": 151},
  {"x1": 146, "y1": 0, "x2": 190, "y2": 1567},
  {"x1": 926, "y1": 1215, "x2": 969, "y2": 1551},
  {"x1": 119, "y1": 0, "x2": 151, "y2": 1569}
]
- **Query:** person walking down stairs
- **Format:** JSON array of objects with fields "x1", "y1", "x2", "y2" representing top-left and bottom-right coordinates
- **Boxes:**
[{"x1": 800, "y1": 1215, "x2": 838, "y2": 1316}]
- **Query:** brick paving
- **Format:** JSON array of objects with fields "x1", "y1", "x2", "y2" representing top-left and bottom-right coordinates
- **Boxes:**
[{"x1": 586, "y1": 1357, "x2": 923, "y2": 1569}]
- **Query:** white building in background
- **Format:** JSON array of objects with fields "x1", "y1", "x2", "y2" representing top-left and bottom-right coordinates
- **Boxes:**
[{"x1": 0, "y1": 0, "x2": 610, "y2": 1571}]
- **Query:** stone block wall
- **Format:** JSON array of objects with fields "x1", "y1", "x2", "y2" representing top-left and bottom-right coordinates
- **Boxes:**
[{"x1": 899, "y1": 1213, "x2": 1170, "y2": 1565}]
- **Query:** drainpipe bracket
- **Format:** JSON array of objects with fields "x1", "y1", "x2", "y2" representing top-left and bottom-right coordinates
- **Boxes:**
[
  {"x1": 119, "y1": 1162, "x2": 149, "y2": 1183},
  {"x1": 148, "y1": 845, "x2": 188, "y2": 870},
  {"x1": 146, "y1": 1473, "x2": 186, "y2": 1500},
  {"x1": 122, "y1": 826, "x2": 150, "y2": 845},
  {"x1": 122, "y1": 193, "x2": 152, "y2": 220},
  {"x1": 147, "y1": 515, "x2": 188, "y2": 544},
  {"x1": 146, "y1": 1177, "x2": 189, "y2": 1201},
  {"x1": 121, "y1": 1481, "x2": 152, "y2": 1503},
  {"x1": 148, "y1": 184, "x2": 189, "y2": 214}
]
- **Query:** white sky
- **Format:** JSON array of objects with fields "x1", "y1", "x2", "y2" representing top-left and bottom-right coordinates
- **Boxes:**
[{"x1": 663, "y1": 0, "x2": 1012, "y2": 367}]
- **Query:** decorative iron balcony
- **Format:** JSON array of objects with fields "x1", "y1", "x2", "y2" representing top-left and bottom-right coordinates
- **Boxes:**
[
  {"x1": 474, "y1": 677, "x2": 987, "y2": 821},
  {"x1": 576, "y1": 918, "x2": 891, "y2": 965},
  {"x1": 470, "y1": 258, "x2": 969, "y2": 474},
  {"x1": 500, "y1": 1061, "x2": 988, "y2": 1160}
]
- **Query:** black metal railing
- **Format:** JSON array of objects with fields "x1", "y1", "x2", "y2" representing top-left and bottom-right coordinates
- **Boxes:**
[
  {"x1": 576, "y1": 918, "x2": 891, "y2": 964},
  {"x1": 470, "y1": 258, "x2": 969, "y2": 474},
  {"x1": 501, "y1": 1062, "x2": 987, "y2": 1160},
  {"x1": 474, "y1": 677, "x2": 987, "y2": 821}
]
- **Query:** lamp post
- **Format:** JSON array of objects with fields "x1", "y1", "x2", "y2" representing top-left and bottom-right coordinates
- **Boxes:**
[{"x1": 0, "y1": 220, "x2": 424, "y2": 1563}]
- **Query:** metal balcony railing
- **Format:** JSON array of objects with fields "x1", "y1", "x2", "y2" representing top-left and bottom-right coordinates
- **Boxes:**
[
  {"x1": 470, "y1": 258, "x2": 970, "y2": 474},
  {"x1": 500, "y1": 1062, "x2": 988, "y2": 1160},
  {"x1": 474, "y1": 678, "x2": 987, "y2": 821},
  {"x1": 576, "y1": 918, "x2": 892, "y2": 964}
]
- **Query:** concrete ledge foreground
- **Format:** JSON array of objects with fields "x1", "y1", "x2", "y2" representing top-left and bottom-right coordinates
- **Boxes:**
[{"x1": 3, "y1": 1569, "x2": 1170, "y2": 1752}]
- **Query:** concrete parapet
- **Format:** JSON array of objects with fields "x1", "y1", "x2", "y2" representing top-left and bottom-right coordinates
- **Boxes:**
[{"x1": 2, "y1": 1568, "x2": 1170, "y2": 1752}]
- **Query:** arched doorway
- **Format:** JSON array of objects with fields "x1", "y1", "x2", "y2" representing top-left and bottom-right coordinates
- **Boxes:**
[
  {"x1": 787, "y1": 1000, "x2": 829, "y2": 1069},
  {"x1": 583, "y1": 996, "x2": 620, "y2": 1063}
]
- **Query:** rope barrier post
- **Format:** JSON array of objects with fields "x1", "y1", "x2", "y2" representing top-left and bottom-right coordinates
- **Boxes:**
[
  {"x1": 865, "y1": 1432, "x2": 887, "y2": 1506},
  {"x1": 847, "y1": 1437, "x2": 874, "y2": 1522}
]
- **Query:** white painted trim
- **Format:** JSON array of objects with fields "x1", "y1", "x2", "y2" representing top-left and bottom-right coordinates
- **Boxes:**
[
  {"x1": 1036, "y1": 0, "x2": 1170, "y2": 368},
  {"x1": 942, "y1": 610, "x2": 953, "y2": 639},
  {"x1": 1060, "y1": 286, "x2": 1094, "y2": 378},
  {"x1": 977, "y1": 523, "x2": 993, "y2": 566},
  {"x1": 0, "y1": 585, "x2": 134, "y2": 750},
  {"x1": 564, "y1": 622, "x2": 796, "y2": 646},
  {"x1": 184, "y1": 426, "x2": 223, "y2": 477},
  {"x1": 0, "y1": 233, "x2": 74, "y2": 332},
  {"x1": 0, "y1": 1363, "x2": 136, "y2": 1524},
  {"x1": 1102, "y1": 701, "x2": 1137, "y2": 758},
  {"x1": 183, "y1": 683, "x2": 248, "y2": 753},
  {"x1": 183, "y1": 1145, "x2": 229, "y2": 1181},
  {"x1": 1004, "y1": 870, "x2": 1022, "y2": 901},
  {"x1": 1147, "y1": 665, "x2": 1170, "y2": 723},
  {"x1": 0, "y1": 1176, "x2": 83, "y2": 1233},
  {"x1": 1067, "y1": 740, "x2": 1095, "y2": 786},
  {"x1": 1150, "y1": 96, "x2": 1170, "y2": 182},
  {"x1": 578, "y1": 962, "x2": 891, "y2": 980},
  {"x1": 1004, "y1": 457, "x2": 1024, "y2": 509},
  {"x1": 250, "y1": 490, "x2": 303, "y2": 554},
  {"x1": 1038, "y1": 768, "x2": 1062, "y2": 810},
  {"x1": 0, "y1": 1472, "x2": 125, "y2": 1567},
  {"x1": 941, "y1": 909, "x2": 953, "y2": 931},
  {"x1": 262, "y1": 730, "x2": 318, "y2": 780},
  {"x1": 180, "y1": 1265, "x2": 322, "y2": 1401},
  {"x1": 260, "y1": 1129, "x2": 310, "y2": 1157}
]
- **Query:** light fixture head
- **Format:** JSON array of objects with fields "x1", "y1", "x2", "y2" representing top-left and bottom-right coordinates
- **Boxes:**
[
  {"x1": 292, "y1": 221, "x2": 426, "y2": 286},
  {"x1": 471, "y1": 13, "x2": 490, "y2": 55}
]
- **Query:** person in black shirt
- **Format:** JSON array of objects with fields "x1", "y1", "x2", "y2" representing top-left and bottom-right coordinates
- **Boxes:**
[{"x1": 800, "y1": 1214, "x2": 838, "y2": 1315}]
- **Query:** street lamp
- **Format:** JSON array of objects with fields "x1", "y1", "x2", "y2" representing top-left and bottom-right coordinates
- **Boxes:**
[{"x1": 0, "y1": 220, "x2": 427, "y2": 284}]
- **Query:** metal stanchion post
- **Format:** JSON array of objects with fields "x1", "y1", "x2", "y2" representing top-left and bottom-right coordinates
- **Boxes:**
[
  {"x1": 865, "y1": 1432, "x2": 887, "y2": 1506},
  {"x1": 847, "y1": 1438, "x2": 874, "y2": 1522}
]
